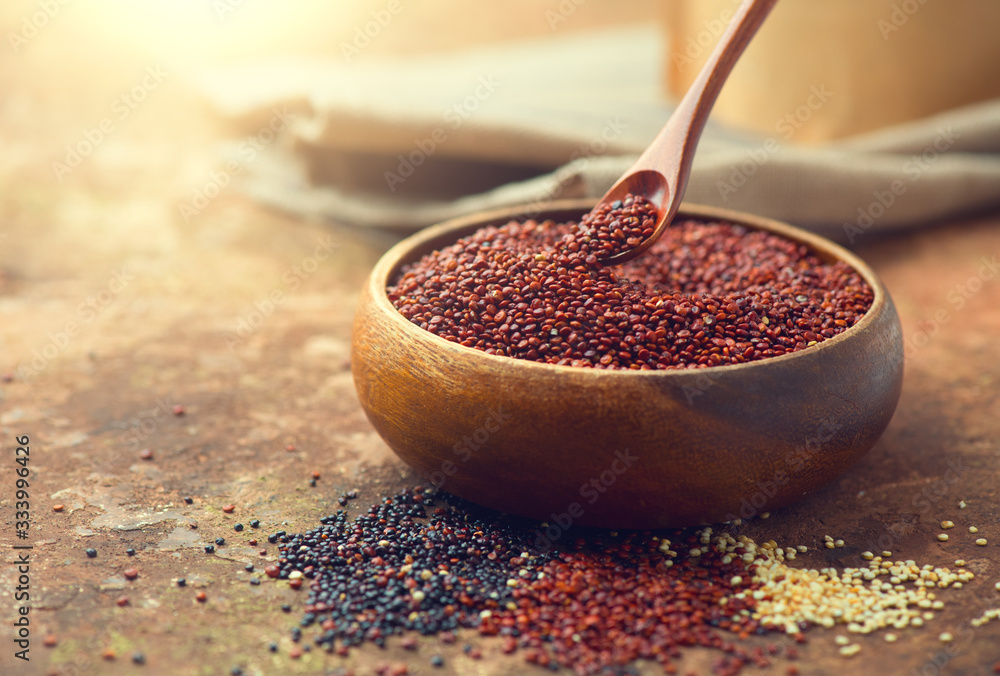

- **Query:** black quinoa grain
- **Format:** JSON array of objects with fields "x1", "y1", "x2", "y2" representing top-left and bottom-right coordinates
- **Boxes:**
[{"x1": 271, "y1": 487, "x2": 763, "y2": 675}]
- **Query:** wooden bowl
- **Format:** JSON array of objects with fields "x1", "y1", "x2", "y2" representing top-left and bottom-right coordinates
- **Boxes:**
[{"x1": 351, "y1": 200, "x2": 903, "y2": 529}]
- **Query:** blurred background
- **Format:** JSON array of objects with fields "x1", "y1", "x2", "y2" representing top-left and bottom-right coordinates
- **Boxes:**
[
  {"x1": 3, "y1": 4, "x2": 1000, "y2": 674},
  {"x1": 3, "y1": 0, "x2": 1000, "y2": 379},
  {"x1": 4, "y1": 0, "x2": 999, "y2": 249}
]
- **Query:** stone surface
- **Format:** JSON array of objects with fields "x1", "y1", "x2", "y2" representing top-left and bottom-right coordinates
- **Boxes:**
[{"x1": 1, "y1": 2, "x2": 998, "y2": 675}]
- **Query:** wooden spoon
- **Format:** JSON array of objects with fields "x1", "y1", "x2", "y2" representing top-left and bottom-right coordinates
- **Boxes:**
[{"x1": 599, "y1": 0, "x2": 780, "y2": 265}]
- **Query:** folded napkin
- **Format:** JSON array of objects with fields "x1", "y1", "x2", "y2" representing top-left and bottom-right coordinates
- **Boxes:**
[{"x1": 197, "y1": 26, "x2": 1000, "y2": 243}]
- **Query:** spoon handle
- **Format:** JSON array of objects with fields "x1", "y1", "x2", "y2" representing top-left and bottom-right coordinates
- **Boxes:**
[{"x1": 616, "y1": 0, "x2": 779, "y2": 213}]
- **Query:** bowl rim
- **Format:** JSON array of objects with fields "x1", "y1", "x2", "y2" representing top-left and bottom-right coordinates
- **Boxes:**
[{"x1": 365, "y1": 199, "x2": 891, "y2": 378}]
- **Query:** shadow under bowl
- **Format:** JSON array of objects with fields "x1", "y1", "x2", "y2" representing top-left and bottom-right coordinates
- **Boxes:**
[{"x1": 351, "y1": 199, "x2": 903, "y2": 528}]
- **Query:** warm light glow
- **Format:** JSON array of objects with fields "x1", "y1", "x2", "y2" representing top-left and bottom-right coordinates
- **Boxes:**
[{"x1": 77, "y1": 1, "x2": 359, "y2": 70}]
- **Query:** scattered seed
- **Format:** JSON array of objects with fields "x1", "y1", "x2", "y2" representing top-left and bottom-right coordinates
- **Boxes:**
[
  {"x1": 939, "y1": 632, "x2": 953, "y2": 642},
  {"x1": 43, "y1": 635, "x2": 57, "y2": 647},
  {"x1": 85, "y1": 548, "x2": 97, "y2": 558},
  {"x1": 215, "y1": 538, "x2": 225, "y2": 546},
  {"x1": 222, "y1": 504, "x2": 235, "y2": 514},
  {"x1": 976, "y1": 538, "x2": 988, "y2": 546},
  {"x1": 183, "y1": 497, "x2": 194, "y2": 504},
  {"x1": 271, "y1": 487, "x2": 768, "y2": 673},
  {"x1": 102, "y1": 647, "x2": 116, "y2": 660},
  {"x1": 126, "y1": 548, "x2": 136, "y2": 556},
  {"x1": 123, "y1": 568, "x2": 138, "y2": 580},
  {"x1": 204, "y1": 545, "x2": 215, "y2": 554},
  {"x1": 234, "y1": 523, "x2": 244, "y2": 532},
  {"x1": 267, "y1": 486, "x2": 975, "y2": 674},
  {"x1": 132, "y1": 653, "x2": 145, "y2": 665},
  {"x1": 970, "y1": 526, "x2": 979, "y2": 534},
  {"x1": 116, "y1": 596, "x2": 129, "y2": 607},
  {"x1": 249, "y1": 519, "x2": 260, "y2": 528},
  {"x1": 53, "y1": 504, "x2": 65, "y2": 512},
  {"x1": 176, "y1": 578, "x2": 186, "y2": 587},
  {"x1": 972, "y1": 608, "x2": 1000, "y2": 628},
  {"x1": 839, "y1": 644, "x2": 861, "y2": 657},
  {"x1": 139, "y1": 448, "x2": 153, "y2": 460},
  {"x1": 195, "y1": 591, "x2": 207, "y2": 602},
  {"x1": 937, "y1": 534, "x2": 949, "y2": 542},
  {"x1": 941, "y1": 520, "x2": 955, "y2": 529},
  {"x1": 172, "y1": 405, "x2": 185, "y2": 416}
]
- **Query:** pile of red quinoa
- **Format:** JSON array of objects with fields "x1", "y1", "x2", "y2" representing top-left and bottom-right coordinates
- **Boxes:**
[
  {"x1": 389, "y1": 196, "x2": 873, "y2": 369},
  {"x1": 272, "y1": 487, "x2": 779, "y2": 675}
]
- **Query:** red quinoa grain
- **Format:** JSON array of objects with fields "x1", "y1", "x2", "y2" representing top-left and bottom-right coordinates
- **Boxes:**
[
  {"x1": 389, "y1": 198, "x2": 873, "y2": 370},
  {"x1": 273, "y1": 487, "x2": 764, "y2": 675}
]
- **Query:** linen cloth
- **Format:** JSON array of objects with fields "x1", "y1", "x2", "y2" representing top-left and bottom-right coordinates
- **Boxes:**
[{"x1": 197, "y1": 26, "x2": 1000, "y2": 243}]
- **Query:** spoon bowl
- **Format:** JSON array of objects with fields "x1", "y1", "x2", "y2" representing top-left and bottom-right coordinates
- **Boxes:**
[{"x1": 351, "y1": 199, "x2": 903, "y2": 529}]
